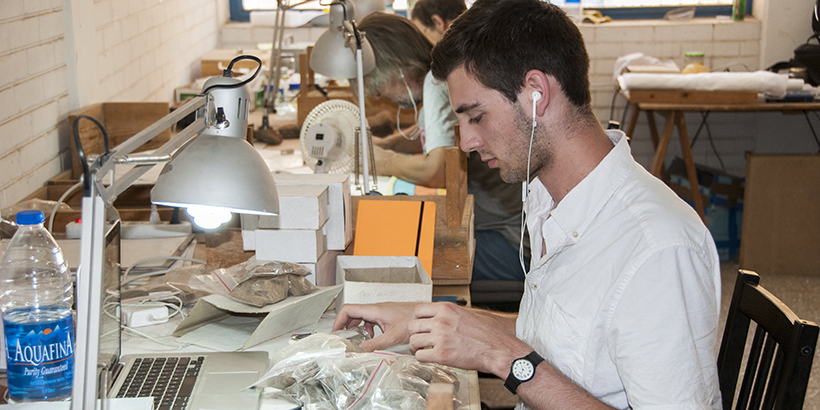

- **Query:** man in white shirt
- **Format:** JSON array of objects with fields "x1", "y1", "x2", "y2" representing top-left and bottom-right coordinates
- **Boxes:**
[{"x1": 334, "y1": 0, "x2": 722, "y2": 408}]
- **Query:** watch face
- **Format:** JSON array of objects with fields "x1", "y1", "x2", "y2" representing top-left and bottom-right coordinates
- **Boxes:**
[{"x1": 512, "y1": 358, "x2": 535, "y2": 381}]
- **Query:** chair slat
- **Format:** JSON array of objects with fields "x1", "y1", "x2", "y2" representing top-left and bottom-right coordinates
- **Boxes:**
[
  {"x1": 736, "y1": 326, "x2": 767, "y2": 410},
  {"x1": 762, "y1": 346, "x2": 786, "y2": 410},
  {"x1": 717, "y1": 270, "x2": 820, "y2": 410},
  {"x1": 749, "y1": 335, "x2": 776, "y2": 410}
]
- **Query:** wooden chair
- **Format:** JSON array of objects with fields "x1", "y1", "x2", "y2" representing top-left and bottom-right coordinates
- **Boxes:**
[{"x1": 717, "y1": 270, "x2": 819, "y2": 410}]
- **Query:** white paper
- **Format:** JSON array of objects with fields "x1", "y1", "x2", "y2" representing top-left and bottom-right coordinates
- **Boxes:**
[
  {"x1": 177, "y1": 316, "x2": 264, "y2": 352},
  {"x1": 618, "y1": 71, "x2": 792, "y2": 98}
]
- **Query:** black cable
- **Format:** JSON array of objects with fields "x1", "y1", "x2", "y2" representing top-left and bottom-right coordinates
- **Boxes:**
[
  {"x1": 804, "y1": 111, "x2": 820, "y2": 151},
  {"x1": 703, "y1": 114, "x2": 726, "y2": 173},
  {"x1": 689, "y1": 111, "x2": 711, "y2": 148},
  {"x1": 201, "y1": 55, "x2": 263, "y2": 94},
  {"x1": 351, "y1": 20, "x2": 362, "y2": 49},
  {"x1": 609, "y1": 89, "x2": 619, "y2": 123},
  {"x1": 72, "y1": 115, "x2": 110, "y2": 197}
]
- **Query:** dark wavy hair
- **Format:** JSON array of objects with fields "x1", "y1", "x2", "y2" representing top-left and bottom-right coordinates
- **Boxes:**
[
  {"x1": 358, "y1": 12, "x2": 433, "y2": 95},
  {"x1": 411, "y1": 0, "x2": 467, "y2": 30},
  {"x1": 430, "y1": 0, "x2": 591, "y2": 110}
]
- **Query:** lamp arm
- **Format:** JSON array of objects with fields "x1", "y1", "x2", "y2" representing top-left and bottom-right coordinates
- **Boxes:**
[
  {"x1": 95, "y1": 117, "x2": 207, "y2": 206},
  {"x1": 105, "y1": 95, "x2": 206, "y2": 160},
  {"x1": 92, "y1": 94, "x2": 207, "y2": 206}
]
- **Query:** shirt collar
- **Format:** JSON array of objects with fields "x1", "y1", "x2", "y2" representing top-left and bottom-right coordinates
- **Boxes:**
[{"x1": 527, "y1": 130, "x2": 634, "y2": 245}]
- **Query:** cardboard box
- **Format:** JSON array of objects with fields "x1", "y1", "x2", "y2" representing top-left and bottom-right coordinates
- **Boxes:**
[
  {"x1": 273, "y1": 174, "x2": 352, "y2": 250},
  {"x1": 668, "y1": 158, "x2": 745, "y2": 261},
  {"x1": 258, "y1": 185, "x2": 328, "y2": 229},
  {"x1": 174, "y1": 84, "x2": 201, "y2": 104},
  {"x1": 740, "y1": 154, "x2": 820, "y2": 276},
  {"x1": 241, "y1": 185, "x2": 329, "y2": 251},
  {"x1": 335, "y1": 256, "x2": 432, "y2": 311},
  {"x1": 68, "y1": 102, "x2": 171, "y2": 179},
  {"x1": 173, "y1": 285, "x2": 342, "y2": 349},
  {"x1": 302, "y1": 250, "x2": 342, "y2": 286},
  {"x1": 255, "y1": 226, "x2": 327, "y2": 263}
]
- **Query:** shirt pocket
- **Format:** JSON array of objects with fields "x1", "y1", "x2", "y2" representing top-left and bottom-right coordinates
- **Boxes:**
[{"x1": 535, "y1": 294, "x2": 585, "y2": 384}]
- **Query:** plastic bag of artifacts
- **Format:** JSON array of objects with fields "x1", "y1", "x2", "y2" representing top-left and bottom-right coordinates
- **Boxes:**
[
  {"x1": 123, "y1": 259, "x2": 319, "y2": 308},
  {"x1": 255, "y1": 332, "x2": 466, "y2": 410}
]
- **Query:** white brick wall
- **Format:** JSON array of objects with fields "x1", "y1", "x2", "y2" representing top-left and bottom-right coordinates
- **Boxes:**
[
  {"x1": 0, "y1": 3, "x2": 69, "y2": 209},
  {"x1": 92, "y1": 0, "x2": 220, "y2": 103},
  {"x1": 0, "y1": 0, "x2": 222, "y2": 210}
]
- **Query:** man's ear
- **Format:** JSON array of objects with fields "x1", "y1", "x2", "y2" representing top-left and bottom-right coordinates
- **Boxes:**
[
  {"x1": 431, "y1": 14, "x2": 448, "y2": 34},
  {"x1": 523, "y1": 70, "x2": 550, "y2": 117}
]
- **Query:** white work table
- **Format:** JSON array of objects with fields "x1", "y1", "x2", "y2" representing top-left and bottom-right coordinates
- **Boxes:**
[{"x1": 120, "y1": 308, "x2": 481, "y2": 410}]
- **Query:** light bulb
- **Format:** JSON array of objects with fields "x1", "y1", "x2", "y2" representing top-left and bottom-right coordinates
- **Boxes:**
[{"x1": 187, "y1": 205, "x2": 232, "y2": 229}]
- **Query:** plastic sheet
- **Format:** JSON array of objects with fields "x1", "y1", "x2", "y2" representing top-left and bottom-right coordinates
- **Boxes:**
[
  {"x1": 256, "y1": 333, "x2": 466, "y2": 410},
  {"x1": 124, "y1": 259, "x2": 319, "y2": 307}
]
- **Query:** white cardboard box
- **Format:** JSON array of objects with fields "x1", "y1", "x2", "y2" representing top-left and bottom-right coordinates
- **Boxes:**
[
  {"x1": 255, "y1": 226, "x2": 327, "y2": 263},
  {"x1": 302, "y1": 249, "x2": 342, "y2": 286},
  {"x1": 241, "y1": 185, "x2": 329, "y2": 250},
  {"x1": 335, "y1": 255, "x2": 432, "y2": 312},
  {"x1": 273, "y1": 174, "x2": 351, "y2": 251}
]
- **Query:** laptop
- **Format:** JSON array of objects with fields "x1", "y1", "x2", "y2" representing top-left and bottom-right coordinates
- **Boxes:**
[{"x1": 95, "y1": 216, "x2": 267, "y2": 410}]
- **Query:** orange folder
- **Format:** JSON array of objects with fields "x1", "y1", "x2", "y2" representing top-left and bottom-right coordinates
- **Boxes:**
[{"x1": 353, "y1": 200, "x2": 436, "y2": 277}]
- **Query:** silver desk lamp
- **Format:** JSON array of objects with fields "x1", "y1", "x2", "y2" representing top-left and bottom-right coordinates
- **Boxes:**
[
  {"x1": 310, "y1": 0, "x2": 378, "y2": 194},
  {"x1": 70, "y1": 57, "x2": 278, "y2": 410}
]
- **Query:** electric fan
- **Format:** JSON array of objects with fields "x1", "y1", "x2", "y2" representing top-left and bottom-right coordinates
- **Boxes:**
[{"x1": 300, "y1": 99, "x2": 363, "y2": 174}]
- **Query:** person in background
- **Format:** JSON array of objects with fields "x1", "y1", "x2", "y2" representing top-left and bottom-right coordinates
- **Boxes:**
[
  {"x1": 359, "y1": 12, "x2": 528, "y2": 283},
  {"x1": 409, "y1": 0, "x2": 467, "y2": 45},
  {"x1": 335, "y1": 0, "x2": 722, "y2": 408}
]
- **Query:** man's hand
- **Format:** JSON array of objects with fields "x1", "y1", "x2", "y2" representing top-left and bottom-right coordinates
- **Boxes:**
[
  {"x1": 333, "y1": 302, "x2": 419, "y2": 351},
  {"x1": 408, "y1": 303, "x2": 522, "y2": 375}
]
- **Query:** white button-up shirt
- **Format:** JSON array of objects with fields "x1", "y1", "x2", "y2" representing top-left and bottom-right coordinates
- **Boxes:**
[{"x1": 517, "y1": 131, "x2": 721, "y2": 409}]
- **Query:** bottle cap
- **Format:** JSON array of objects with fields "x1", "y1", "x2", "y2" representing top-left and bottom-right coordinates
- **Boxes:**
[
  {"x1": 16, "y1": 210, "x2": 45, "y2": 225},
  {"x1": 684, "y1": 51, "x2": 705, "y2": 57}
]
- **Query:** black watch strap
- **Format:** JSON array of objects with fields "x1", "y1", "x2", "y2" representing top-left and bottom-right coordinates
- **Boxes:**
[{"x1": 504, "y1": 351, "x2": 545, "y2": 394}]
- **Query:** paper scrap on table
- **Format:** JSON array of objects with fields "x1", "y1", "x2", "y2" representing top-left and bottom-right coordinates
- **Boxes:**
[{"x1": 176, "y1": 315, "x2": 263, "y2": 351}]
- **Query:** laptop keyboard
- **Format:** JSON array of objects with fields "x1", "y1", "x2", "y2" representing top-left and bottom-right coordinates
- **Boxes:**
[{"x1": 116, "y1": 356, "x2": 204, "y2": 410}]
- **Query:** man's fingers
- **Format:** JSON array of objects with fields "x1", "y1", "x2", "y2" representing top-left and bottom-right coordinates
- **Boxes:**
[
  {"x1": 413, "y1": 301, "x2": 458, "y2": 319},
  {"x1": 407, "y1": 317, "x2": 434, "y2": 335},
  {"x1": 360, "y1": 330, "x2": 403, "y2": 352}
]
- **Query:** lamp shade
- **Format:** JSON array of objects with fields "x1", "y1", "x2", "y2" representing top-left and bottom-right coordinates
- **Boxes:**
[
  {"x1": 151, "y1": 134, "x2": 279, "y2": 216},
  {"x1": 309, "y1": 0, "x2": 375, "y2": 79}
]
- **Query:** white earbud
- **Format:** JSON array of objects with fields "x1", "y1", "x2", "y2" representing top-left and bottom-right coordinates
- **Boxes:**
[{"x1": 531, "y1": 91, "x2": 541, "y2": 122}]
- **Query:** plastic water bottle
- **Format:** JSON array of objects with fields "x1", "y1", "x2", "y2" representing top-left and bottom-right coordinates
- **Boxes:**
[
  {"x1": 564, "y1": 0, "x2": 583, "y2": 24},
  {"x1": 0, "y1": 210, "x2": 74, "y2": 402}
]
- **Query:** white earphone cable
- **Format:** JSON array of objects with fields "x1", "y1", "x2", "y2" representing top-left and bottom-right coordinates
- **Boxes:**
[
  {"x1": 397, "y1": 69, "x2": 420, "y2": 140},
  {"x1": 519, "y1": 91, "x2": 540, "y2": 275}
]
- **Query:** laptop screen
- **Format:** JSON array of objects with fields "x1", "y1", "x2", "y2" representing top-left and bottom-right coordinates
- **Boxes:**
[{"x1": 98, "y1": 217, "x2": 121, "y2": 391}]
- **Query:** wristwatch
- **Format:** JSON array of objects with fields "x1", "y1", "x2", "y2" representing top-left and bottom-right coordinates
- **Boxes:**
[{"x1": 504, "y1": 351, "x2": 545, "y2": 394}]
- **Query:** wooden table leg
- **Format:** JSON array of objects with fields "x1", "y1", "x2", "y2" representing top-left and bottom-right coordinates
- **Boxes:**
[
  {"x1": 674, "y1": 111, "x2": 706, "y2": 222},
  {"x1": 650, "y1": 111, "x2": 675, "y2": 177},
  {"x1": 645, "y1": 110, "x2": 669, "y2": 183}
]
